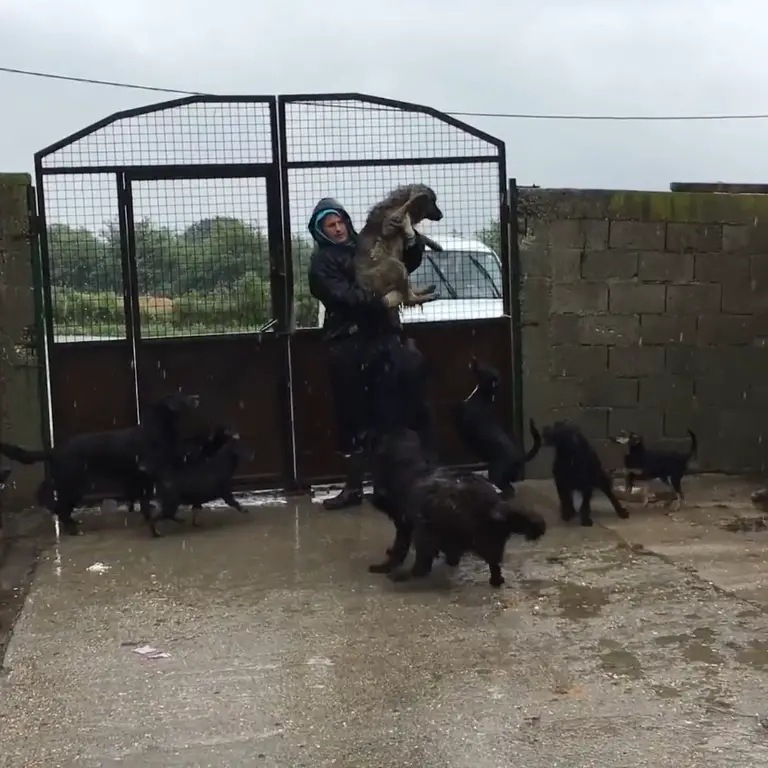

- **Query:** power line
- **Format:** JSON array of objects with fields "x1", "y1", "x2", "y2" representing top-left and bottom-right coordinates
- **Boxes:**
[{"x1": 3, "y1": 64, "x2": 768, "y2": 122}]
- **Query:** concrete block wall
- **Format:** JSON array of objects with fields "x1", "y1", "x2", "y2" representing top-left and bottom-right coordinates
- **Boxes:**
[
  {"x1": 0, "y1": 173, "x2": 45, "y2": 534},
  {"x1": 518, "y1": 188, "x2": 768, "y2": 477}
]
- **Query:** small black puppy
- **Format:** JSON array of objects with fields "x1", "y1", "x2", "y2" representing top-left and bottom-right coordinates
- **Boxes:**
[
  {"x1": 541, "y1": 420, "x2": 628, "y2": 526},
  {"x1": 143, "y1": 427, "x2": 247, "y2": 537},
  {"x1": 369, "y1": 426, "x2": 546, "y2": 587},
  {"x1": 454, "y1": 356, "x2": 541, "y2": 496},
  {"x1": 611, "y1": 429, "x2": 697, "y2": 509}
]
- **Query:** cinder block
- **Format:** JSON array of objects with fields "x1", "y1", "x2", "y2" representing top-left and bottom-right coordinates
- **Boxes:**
[
  {"x1": 519, "y1": 244, "x2": 550, "y2": 278},
  {"x1": 574, "y1": 314, "x2": 640, "y2": 346},
  {"x1": 579, "y1": 375, "x2": 639, "y2": 407},
  {"x1": 696, "y1": 314, "x2": 757, "y2": 345},
  {"x1": 541, "y1": 377, "x2": 583, "y2": 409},
  {"x1": 551, "y1": 345, "x2": 608, "y2": 377},
  {"x1": 609, "y1": 281, "x2": 666, "y2": 314},
  {"x1": 547, "y1": 406, "x2": 609, "y2": 438},
  {"x1": 664, "y1": 398, "x2": 701, "y2": 438},
  {"x1": 609, "y1": 221, "x2": 666, "y2": 250},
  {"x1": 609, "y1": 346, "x2": 665, "y2": 377},
  {"x1": 697, "y1": 346, "x2": 767, "y2": 381},
  {"x1": 551, "y1": 248, "x2": 582, "y2": 281},
  {"x1": 638, "y1": 252, "x2": 693, "y2": 283},
  {"x1": 521, "y1": 276, "x2": 550, "y2": 323},
  {"x1": 695, "y1": 375, "x2": 750, "y2": 406},
  {"x1": 580, "y1": 250, "x2": 638, "y2": 280},
  {"x1": 722, "y1": 223, "x2": 768, "y2": 254},
  {"x1": 551, "y1": 281, "x2": 607, "y2": 313},
  {"x1": 549, "y1": 314, "x2": 578, "y2": 345},
  {"x1": 548, "y1": 219, "x2": 610, "y2": 250},
  {"x1": 666, "y1": 222, "x2": 722, "y2": 253},
  {"x1": 694, "y1": 253, "x2": 750, "y2": 285},
  {"x1": 639, "y1": 314, "x2": 696, "y2": 344},
  {"x1": 666, "y1": 283, "x2": 721, "y2": 314},
  {"x1": 608, "y1": 407, "x2": 664, "y2": 441},
  {"x1": 638, "y1": 376, "x2": 694, "y2": 411},
  {"x1": 665, "y1": 345, "x2": 702, "y2": 377}
]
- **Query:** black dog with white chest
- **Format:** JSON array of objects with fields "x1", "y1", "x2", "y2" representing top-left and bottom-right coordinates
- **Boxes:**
[
  {"x1": 368, "y1": 426, "x2": 546, "y2": 587},
  {"x1": 454, "y1": 356, "x2": 541, "y2": 496},
  {"x1": 610, "y1": 429, "x2": 697, "y2": 509},
  {"x1": 541, "y1": 420, "x2": 629, "y2": 526}
]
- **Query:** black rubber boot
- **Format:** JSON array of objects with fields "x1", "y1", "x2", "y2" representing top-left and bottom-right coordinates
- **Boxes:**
[{"x1": 322, "y1": 452, "x2": 365, "y2": 511}]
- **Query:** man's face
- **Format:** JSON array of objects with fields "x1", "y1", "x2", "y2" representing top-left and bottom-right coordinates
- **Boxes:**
[{"x1": 321, "y1": 213, "x2": 349, "y2": 244}]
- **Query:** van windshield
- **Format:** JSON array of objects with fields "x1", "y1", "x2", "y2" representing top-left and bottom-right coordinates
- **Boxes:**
[{"x1": 410, "y1": 250, "x2": 503, "y2": 300}]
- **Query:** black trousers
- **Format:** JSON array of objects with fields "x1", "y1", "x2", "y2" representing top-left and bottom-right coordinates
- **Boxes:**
[{"x1": 327, "y1": 333, "x2": 408, "y2": 455}]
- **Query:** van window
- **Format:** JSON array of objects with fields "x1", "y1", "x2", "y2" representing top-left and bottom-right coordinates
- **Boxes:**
[{"x1": 410, "y1": 250, "x2": 502, "y2": 300}]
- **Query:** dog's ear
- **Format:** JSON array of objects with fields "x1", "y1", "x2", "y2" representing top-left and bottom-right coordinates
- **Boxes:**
[{"x1": 402, "y1": 189, "x2": 431, "y2": 215}]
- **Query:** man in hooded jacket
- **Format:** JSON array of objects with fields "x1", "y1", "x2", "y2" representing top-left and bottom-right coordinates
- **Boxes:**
[{"x1": 307, "y1": 197, "x2": 427, "y2": 510}]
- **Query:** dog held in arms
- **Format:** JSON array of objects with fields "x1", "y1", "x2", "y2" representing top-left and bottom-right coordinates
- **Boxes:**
[
  {"x1": 355, "y1": 183, "x2": 444, "y2": 308},
  {"x1": 541, "y1": 420, "x2": 629, "y2": 526},
  {"x1": 368, "y1": 426, "x2": 547, "y2": 587},
  {"x1": 610, "y1": 429, "x2": 698, "y2": 509},
  {"x1": 454, "y1": 355, "x2": 541, "y2": 497},
  {"x1": 0, "y1": 392, "x2": 199, "y2": 535}
]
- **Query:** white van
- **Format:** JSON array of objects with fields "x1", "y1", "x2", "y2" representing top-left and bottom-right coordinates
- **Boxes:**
[{"x1": 314, "y1": 235, "x2": 505, "y2": 327}]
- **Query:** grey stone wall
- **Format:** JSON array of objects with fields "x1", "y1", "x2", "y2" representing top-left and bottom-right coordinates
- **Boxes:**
[
  {"x1": 0, "y1": 173, "x2": 45, "y2": 532},
  {"x1": 518, "y1": 187, "x2": 768, "y2": 476}
]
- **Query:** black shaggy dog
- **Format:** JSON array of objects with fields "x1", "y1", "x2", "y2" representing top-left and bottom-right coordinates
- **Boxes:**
[
  {"x1": 541, "y1": 420, "x2": 629, "y2": 527},
  {"x1": 368, "y1": 427, "x2": 546, "y2": 587},
  {"x1": 454, "y1": 356, "x2": 541, "y2": 496},
  {"x1": 0, "y1": 392, "x2": 198, "y2": 535},
  {"x1": 144, "y1": 427, "x2": 248, "y2": 537},
  {"x1": 611, "y1": 429, "x2": 698, "y2": 509}
]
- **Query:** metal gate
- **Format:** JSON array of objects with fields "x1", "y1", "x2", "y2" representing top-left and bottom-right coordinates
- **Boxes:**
[{"x1": 33, "y1": 93, "x2": 514, "y2": 492}]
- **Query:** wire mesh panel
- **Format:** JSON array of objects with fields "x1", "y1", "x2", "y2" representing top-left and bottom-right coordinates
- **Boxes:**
[
  {"x1": 287, "y1": 163, "x2": 503, "y2": 328},
  {"x1": 281, "y1": 97, "x2": 505, "y2": 329},
  {"x1": 280, "y1": 94, "x2": 510, "y2": 485},
  {"x1": 41, "y1": 173, "x2": 125, "y2": 342},
  {"x1": 39, "y1": 99, "x2": 275, "y2": 169},
  {"x1": 128, "y1": 177, "x2": 273, "y2": 338}
]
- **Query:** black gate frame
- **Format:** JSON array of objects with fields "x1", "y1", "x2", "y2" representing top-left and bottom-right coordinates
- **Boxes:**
[{"x1": 32, "y1": 92, "x2": 518, "y2": 491}]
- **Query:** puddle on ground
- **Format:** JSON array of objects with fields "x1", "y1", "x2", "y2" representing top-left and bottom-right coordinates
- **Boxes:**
[
  {"x1": 556, "y1": 583, "x2": 610, "y2": 619},
  {"x1": 735, "y1": 640, "x2": 768, "y2": 669},
  {"x1": 652, "y1": 684, "x2": 682, "y2": 699},
  {"x1": 597, "y1": 639, "x2": 644, "y2": 679},
  {"x1": 653, "y1": 628, "x2": 724, "y2": 666}
]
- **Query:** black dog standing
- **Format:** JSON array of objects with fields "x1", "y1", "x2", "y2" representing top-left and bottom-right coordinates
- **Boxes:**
[
  {"x1": 307, "y1": 197, "x2": 427, "y2": 510},
  {"x1": 541, "y1": 421, "x2": 629, "y2": 527}
]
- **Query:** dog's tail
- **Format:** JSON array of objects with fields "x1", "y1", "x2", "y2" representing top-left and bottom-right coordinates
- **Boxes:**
[
  {"x1": 686, "y1": 430, "x2": 698, "y2": 461},
  {"x1": 524, "y1": 419, "x2": 542, "y2": 463},
  {"x1": 0, "y1": 441, "x2": 50, "y2": 465}
]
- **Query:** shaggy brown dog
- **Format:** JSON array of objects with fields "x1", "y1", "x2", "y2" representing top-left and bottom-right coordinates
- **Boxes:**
[
  {"x1": 355, "y1": 183, "x2": 443, "y2": 308},
  {"x1": 368, "y1": 427, "x2": 547, "y2": 587}
]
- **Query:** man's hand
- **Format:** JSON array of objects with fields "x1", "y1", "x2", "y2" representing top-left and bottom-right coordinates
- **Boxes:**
[
  {"x1": 381, "y1": 290, "x2": 404, "y2": 309},
  {"x1": 401, "y1": 212, "x2": 415, "y2": 240}
]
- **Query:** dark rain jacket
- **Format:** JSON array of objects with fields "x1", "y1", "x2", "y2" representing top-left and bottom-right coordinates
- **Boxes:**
[{"x1": 306, "y1": 197, "x2": 425, "y2": 341}]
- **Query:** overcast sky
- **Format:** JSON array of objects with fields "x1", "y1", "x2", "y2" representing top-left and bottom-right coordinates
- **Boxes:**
[{"x1": 1, "y1": 0, "x2": 766, "y2": 194}]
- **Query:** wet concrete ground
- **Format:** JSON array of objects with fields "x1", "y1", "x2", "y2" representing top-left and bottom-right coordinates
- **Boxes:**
[{"x1": 2, "y1": 476, "x2": 768, "y2": 767}]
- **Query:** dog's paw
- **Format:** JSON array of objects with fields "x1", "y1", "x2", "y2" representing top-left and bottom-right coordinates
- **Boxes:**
[
  {"x1": 489, "y1": 575, "x2": 505, "y2": 588},
  {"x1": 579, "y1": 517, "x2": 594, "y2": 527},
  {"x1": 369, "y1": 562, "x2": 394, "y2": 574},
  {"x1": 560, "y1": 510, "x2": 576, "y2": 522},
  {"x1": 615, "y1": 506, "x2": 630, "y2": 519}
]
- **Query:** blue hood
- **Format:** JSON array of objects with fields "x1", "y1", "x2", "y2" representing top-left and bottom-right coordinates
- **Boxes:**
[{"x1": 308, "y1": 197, "x2": 357, "y2": 246}]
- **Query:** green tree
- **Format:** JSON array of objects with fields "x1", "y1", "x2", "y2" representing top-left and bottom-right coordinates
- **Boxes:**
[
  {"x1": 475, "y1": 218, "x2": 502, "y2": 255},
  {"x1": 47, "y1": 222, "x2": 119, "y2": 292}
]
